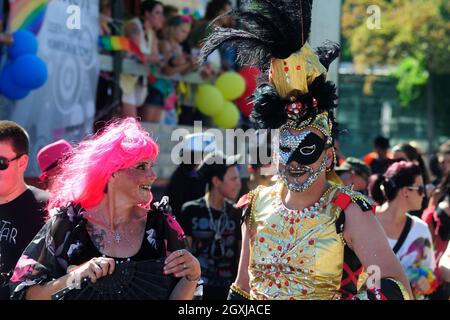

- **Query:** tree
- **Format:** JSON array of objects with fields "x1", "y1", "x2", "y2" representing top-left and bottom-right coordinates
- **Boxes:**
[{"x1": 342, "y1": 0, "x2": 450, "y2": 151}]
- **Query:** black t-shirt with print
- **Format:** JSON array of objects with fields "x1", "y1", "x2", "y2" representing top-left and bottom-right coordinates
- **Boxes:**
[
  {"x1": 179, "y1": 197, "x2": 242, "y2": 289},
  {"x1": 0, "y1": 186, "x2": 48, "y2": 299}
]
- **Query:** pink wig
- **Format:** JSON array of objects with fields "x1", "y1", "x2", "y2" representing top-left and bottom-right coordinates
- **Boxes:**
[{"x1": 47, "y1": 118, "x2": 159, "y2": 213}]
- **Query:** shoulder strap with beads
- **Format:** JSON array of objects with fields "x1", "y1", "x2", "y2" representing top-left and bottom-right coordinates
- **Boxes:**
[
  {"x1": 235, "y1": 186, "x2": 264, "y2": 229},
  {"x1": 333, "y1": 187, "x2": 376, "y2": 214},
  {"x1": 333, "y1": 187, "x2": 376, "y2": 235}
]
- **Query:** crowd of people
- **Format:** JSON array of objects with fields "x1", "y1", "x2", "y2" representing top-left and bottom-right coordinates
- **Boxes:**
[
  {"x1": 1, "y1": 0, "x2": 450, "y2": 301},
  {"x1": 97, "y1": 0, "x2": 237, "y2": 127}
]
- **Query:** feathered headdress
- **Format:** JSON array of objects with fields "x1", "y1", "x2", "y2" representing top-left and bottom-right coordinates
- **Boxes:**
[{"x1": 200, "y1": 0, "x2": 341, "y2": 140}]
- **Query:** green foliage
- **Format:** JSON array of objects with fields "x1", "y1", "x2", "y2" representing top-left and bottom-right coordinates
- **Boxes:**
[
  {"x1": 392, "y1": 56, "x2": 429, "y2": 107},
  {"x1": 342, "y1": 0, "x2": 450, "y2": 105},
  {"x1": 342, "y1": 0, "x2": 450, "y2": 74}
]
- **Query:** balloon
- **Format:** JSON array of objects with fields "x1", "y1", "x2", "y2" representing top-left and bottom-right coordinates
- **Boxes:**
[
  {"x1": 215, "y1": 72, "x2": 246, "y2": 101},
  {"x1": 0, "y1": 64, "x2": 30, "y2": 100},
  {"x1": 236, "y1": 95, "x2": 253, "y2": 118},
  {"x1": 236, "y1": 67, "x2": 261, "y2": 117},
  {"x1": 195, "y1": 84, "x2": 224, "y2": 116},
  {"x1": 7, "y1": 30, "x2": 39, "y2": 60},
  {"x1": 239, "y1": 66, "x2": 260, "y2": 93},
  {"x1": 11, "y1": 55, "x2": 48, "y2": 90},
  {"x1": 213, "y1": 101, "x2": 240, "y2": 129}
]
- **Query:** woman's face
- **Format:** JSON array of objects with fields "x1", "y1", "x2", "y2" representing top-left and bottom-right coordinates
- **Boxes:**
[
  {"x1": 146, "y1": 4, "x2": 165, "y2": 30},
  {"x1": 172, "y1": 23, "x2": 191, "y2": 43},
  {"x1": 112, "y1": 159, "x2": 157, "y2": 205},
  {"x1": 404, "y1": 175, "x2": 424, "y2": 211}
]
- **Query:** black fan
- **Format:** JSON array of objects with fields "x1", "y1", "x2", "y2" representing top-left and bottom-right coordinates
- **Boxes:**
[{"x1": 52, "y1": 259, "x2": 177, "y2": 300}]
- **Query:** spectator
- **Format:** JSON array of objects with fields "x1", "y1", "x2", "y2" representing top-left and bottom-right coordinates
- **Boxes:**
[
  {"x1": 435, "y1": 241, "x2": 450, "y2": 299},
  {"x1": 95, "y1": 0, "x2": 121, "y2": 132},
  {"x1": 141, "y1": 0, "x2": 167, "y2": 123},
  {"x1": 392, "y1": 143, "x2": 432, "y2": 217},
  {"x1": 37, "y1": 139, "x2": 73, "y2": 190},
  {"x1": 159, "y1": 15, "x2": 196, "y2": 125},
  {"x1": 178, "y1": 151, "x2": 242, "y2": 300},
  {"x1": 0, "y1": 121, "x2": 47, "y2": 300},
  {"x1": 393, "y1": 143, "x2": 431, "y2": 185},
  {"x1": 370, "y1": 161, "x2": 436, "y2": 299},
  {"x1": 439, "y1": 242, "x2": 450, "y2": 284},
  {"x1": 336, "y1": 157, "x2": 371, "y2": 194},
  {"x1": 165, "y1": 132, "x2": 216, "y2": 218},
  {"x1": 9, "y1": 118, "x2": 200, "y2": 300},
  {"x1": 422, "y1": 174, "x2": 450, "y2": 272},
  {"x1": 159, "y1": 5, "x2": 179, "y2": 41},
  {"x1": 187, "y1": 0, "x2": 234, "y2": 71},
  {"x1": 422, "y1": 172, "x2": 450, "y2": 299},
  {"x1": 438, "y1": 141, "x2": 450, "y2": 181},
  {"x1": 363, "y1": 135, "x2": 393, "y2": 175},
  {"x1": 120, "y1": 18, "x2": 150, "y2": 118},
  {"x1": 99, "y1": 0, "x2": 120, "y2": 36}
]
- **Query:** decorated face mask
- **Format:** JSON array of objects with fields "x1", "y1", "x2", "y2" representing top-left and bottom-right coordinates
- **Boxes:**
[
  {"x1": 279, "y1": 129, "x2": 326, "y2": 165},
  {"x1": 278, "y1": 129, "x2": 328, "y2": 192},
  {"x1": 279, "y1": 154, "x2": 328, "y2": 192}
]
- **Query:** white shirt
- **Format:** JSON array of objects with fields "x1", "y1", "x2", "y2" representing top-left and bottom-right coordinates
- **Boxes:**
[{"x1": 387, "y1": 215, "x2": 436, "y2": 271}]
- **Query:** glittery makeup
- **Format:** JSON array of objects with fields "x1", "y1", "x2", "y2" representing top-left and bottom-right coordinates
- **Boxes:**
[
  {"x1": 279, "y1": 154, "x2": 328, "y2": 192},
  {"x1": 279, "y1": 129, "x2": 327, "y2": 166}
]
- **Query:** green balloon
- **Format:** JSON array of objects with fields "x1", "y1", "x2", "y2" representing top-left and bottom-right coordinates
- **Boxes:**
[
  {"x1": 213, "y1": 101, "x2": 240, "y2": 129},
  {"x1": 215, "y1": 72, "x2": 246, "y2": 101},
  {"x1": 195, "y1": 84, "x2": 224, "y2": 116}
]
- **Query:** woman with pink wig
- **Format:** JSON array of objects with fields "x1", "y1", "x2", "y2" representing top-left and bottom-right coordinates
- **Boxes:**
[{"x1": 9, "y1": 118, "x2": 201, "y2": 300}]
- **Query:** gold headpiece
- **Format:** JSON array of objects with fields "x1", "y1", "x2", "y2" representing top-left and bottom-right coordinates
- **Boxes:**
[{"x1": 269, "y1": 43, "x2": 327, "y2": 99}]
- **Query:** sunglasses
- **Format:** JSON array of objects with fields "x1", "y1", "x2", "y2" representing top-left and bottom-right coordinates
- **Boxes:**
[
  {"x1": 407, "y1": 185, "x2": 425, "y2": 196},
  {"x1": 0, "y1": 154, "x2": 24, "y2": 171}
]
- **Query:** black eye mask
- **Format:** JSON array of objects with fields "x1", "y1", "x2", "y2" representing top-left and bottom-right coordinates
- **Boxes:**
[{"x1": 287, "y1": 132, "x2": 326, "y2": 165}]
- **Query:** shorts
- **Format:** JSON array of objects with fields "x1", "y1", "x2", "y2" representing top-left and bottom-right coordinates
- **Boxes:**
[
  {"x1": 122, "y1": 85, "x2": 148, "y2": 107},
  {"x1": 145, "y1": 87, "x2": 165, "y2": 108}
]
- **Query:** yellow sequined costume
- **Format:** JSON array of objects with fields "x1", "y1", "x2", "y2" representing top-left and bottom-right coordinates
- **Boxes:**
[{"x1": 244, "y1": 181, "x2": 371, "y2": 300}]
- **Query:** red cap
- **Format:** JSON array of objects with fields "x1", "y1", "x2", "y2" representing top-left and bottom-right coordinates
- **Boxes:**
[{"x1": 37, "y1": 139, "x2": 72, "y2": 181}]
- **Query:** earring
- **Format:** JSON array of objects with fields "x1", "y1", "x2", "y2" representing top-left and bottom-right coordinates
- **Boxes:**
[{"x1": 326, "y1": 149, "x2": 337, "y2": 173}]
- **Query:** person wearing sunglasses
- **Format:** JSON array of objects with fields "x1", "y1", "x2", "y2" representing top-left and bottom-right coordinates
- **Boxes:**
[
  {"x1": 0, "y1": 121, "x2": 48, "y2": 300},
  {"x1": 370, "y1": 161, "x2": 437, "y2": 299}
]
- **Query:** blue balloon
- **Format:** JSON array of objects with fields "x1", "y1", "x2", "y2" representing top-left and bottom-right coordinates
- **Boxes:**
[
  {"x1": 0, "y1": 64, "x2": 30, "y2": 100},
  {"x1": 7, "y1": 30, "x2": 39, "y2": 60},
  {"x1": 11, "y1": 55, "x2": 48, "y2": 90}
]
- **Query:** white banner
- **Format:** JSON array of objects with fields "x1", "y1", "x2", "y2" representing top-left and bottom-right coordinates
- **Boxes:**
[{"x1": 0, "y1": 0, "x2": 99, "y2": 177}]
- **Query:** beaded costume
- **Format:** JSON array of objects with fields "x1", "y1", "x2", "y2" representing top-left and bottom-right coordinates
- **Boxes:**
[{"x1": 201, "y1": 0, "x2": 410, "y2": 300}]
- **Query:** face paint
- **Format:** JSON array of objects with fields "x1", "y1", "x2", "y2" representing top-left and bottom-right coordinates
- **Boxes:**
[
  {"x1": 279, "y1": 129, "x2": 326, "y2": 165},
  {"x1": 279, "y1": 154, "x2": 329, "y2": 192}
]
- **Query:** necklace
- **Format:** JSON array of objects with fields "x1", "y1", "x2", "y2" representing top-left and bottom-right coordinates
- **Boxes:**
[
  {"x1": 204, "y1": 196, "x2": 229, "y2": 258},
  {"x1": 204, "y1": 196, "x2": 229, "y2": 241}
]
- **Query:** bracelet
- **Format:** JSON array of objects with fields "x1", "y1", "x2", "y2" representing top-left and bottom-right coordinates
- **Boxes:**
[
  {"x1": 385, "y1": 278, "x2": 411, "y2": 300},
  {"x1": 184, "y1": 274, "x2": 201, "y2": 283},
  {"x1": 230, "y1": 283, "x2": 250, "y2": 300}
]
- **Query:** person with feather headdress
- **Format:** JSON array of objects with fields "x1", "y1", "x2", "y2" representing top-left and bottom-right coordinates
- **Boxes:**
[{"x1": 201, "y1": 0, "x2": 412, "y2": 300}]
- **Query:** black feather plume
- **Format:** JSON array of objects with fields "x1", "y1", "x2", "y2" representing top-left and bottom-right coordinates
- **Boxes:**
[
  {"x1": 250, "y1": 84, "x2": 288, "y2": 129},
  {"x1": 200, "y1": 0, "x2": 314, "y2": 69},
  {"x1": 315, "y1": 41, "x2": 341, "y2": 71}
]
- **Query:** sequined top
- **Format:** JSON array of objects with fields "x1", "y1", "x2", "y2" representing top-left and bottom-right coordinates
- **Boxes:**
[{"x1": 246, "y1": 182, "x2": 372, "y2": 300}]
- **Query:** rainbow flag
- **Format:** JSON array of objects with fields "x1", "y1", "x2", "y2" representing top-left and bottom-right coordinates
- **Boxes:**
[
  {"x1": 99, "y1": 36, "x2": 146, "y2": 64},
  {"x1": 9, "y1": 0, "x2": 49, "y2": 34}
]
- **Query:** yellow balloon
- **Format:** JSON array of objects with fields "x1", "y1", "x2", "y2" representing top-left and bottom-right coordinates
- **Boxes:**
[
  {"x1": 195, "y1": 84, "x2": 224, "y2": 116},
  {"x1": 215, "y1": 72, "x2": 246, "y2": 101},
  {"x1": 213, "y1": 101, "x2": 240, "y2": 129}
]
